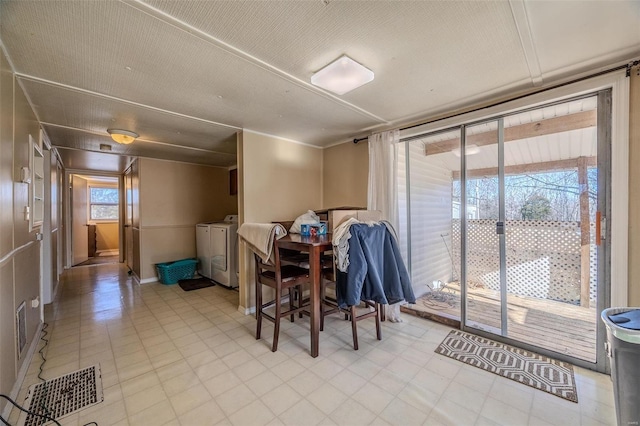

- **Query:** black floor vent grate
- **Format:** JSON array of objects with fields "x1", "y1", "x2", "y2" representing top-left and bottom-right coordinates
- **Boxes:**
[{"x1": 19, "y1": 364, "x2": 103, "y2": 426}]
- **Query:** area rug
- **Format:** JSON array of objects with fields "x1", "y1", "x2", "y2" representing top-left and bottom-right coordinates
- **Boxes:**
[
  {"x1": 435, "y1": 329, "x2": 578, "y2": 402},
  {"x1": 178, "y1": 277, "x2": 216, "y2": 291}
]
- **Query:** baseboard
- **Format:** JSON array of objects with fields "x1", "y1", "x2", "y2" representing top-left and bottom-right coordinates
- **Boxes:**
[
  {"x1": 137, "y1": 276, "x2": 158, "y2": 285},
  {"x1": 239, "y1": 305, "x2": 255, "y2": 315},
  {"x1": 2, "y1": 322, "x2": 43, "y2": 419}
]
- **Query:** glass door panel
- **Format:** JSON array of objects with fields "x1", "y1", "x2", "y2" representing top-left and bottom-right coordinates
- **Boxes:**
[
  {"x1": 502, "y1": 96, "x2": 599, "y2": 362},
  {"x1": 463, "y1": 121, "x2": 503, "y2": 334},
  {"x1": 399, "y1": 129, "x2": 463, "y2": 321}
]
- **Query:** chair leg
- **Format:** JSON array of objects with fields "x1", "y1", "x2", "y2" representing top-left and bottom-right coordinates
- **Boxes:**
[
  {"x1": 380, "y1": 304, "x2": 386, "y2": 322},
  {"x1": 375, "y1": 303, "x2": 382, "y2": 341},
  {"x1": 350, "y1": 305, "x2": 359, "y2": 350},
  {"x1": 272, "y1": 286, "x2": 282, "y2": 352},
  {"x1": 298, "y1": 285, "x2": 304, "y2": 318},
  {"x1": 255, "y1": 282, "x2": 262, "y2": 340},
  {"x1": 288, "y1": 288, "x2": 295, "y2": 323}
]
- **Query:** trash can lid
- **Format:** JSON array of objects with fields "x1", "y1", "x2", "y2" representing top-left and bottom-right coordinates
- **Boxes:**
[
  {"x1": 602, "y1": 308, "x2": 640, "y2": 344},
  {"x1": 608, "y1": 310, "x2": 640, "y2": 330}
]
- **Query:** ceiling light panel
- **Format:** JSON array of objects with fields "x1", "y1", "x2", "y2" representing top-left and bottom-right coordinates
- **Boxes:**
[{"x1": 311, "y1": 55, "x2": 374, "y2": 95}]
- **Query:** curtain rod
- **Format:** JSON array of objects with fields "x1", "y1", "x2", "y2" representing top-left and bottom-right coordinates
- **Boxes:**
[{"x1": 352, "y1": 59, "x2": 639, "y2": 144}]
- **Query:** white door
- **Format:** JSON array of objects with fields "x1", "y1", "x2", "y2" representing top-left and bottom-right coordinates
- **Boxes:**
[{"x1": 71, "y1": 174, "x2": 89, "y2": 265}]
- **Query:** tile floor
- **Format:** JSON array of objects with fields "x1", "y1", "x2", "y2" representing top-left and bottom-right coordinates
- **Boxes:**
[{"x1": 8, "y1": 263, "x2": 616, "y2": 425}]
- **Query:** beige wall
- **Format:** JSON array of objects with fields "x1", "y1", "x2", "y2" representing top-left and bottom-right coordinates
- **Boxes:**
[
  {"x1": 95, "y1": 223, "x2": 119, "y2": 251},
  {"x1": 0, "y1": 48, "x2": 45, "y2": 404},
  {"x1": 322, "y1": 140, "x2": 368, "y2": 209},
  {"x1": 138, "y1": 158, "x2": 238, "y2": 280},
  {"x1": 628, "y1": 66, "x2": 640, "y2": 306},
  {"x1": 238, "y1": 130, "x2": 323, "y2": 311}
]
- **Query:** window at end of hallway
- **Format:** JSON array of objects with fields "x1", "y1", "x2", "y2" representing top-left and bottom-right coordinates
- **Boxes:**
[{"x1": 90, "y1": 186, "x2": 118, "y2": 221}]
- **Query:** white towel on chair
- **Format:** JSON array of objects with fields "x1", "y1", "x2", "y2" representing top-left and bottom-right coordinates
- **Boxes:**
[{"x1": 237, "y1": 223, "x2": 287, "y2": 264}]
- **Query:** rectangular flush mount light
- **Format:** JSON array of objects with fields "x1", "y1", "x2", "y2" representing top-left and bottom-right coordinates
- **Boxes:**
[{"x1": 311, "y1": 55, "x2": 374, "y2": 95}]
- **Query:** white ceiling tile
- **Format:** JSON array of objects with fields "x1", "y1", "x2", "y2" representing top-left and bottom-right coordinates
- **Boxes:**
[{"x1": 525, "y1": 0, "x2": 640, "y2": 78}]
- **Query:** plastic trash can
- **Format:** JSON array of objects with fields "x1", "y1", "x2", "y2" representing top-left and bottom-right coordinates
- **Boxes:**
[{"x1": 601, "y1": 308, "x2": 640, "y2": 426}]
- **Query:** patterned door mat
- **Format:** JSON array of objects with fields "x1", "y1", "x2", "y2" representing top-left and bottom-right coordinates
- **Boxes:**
[
  {"x1": 435, "y1": 330, "x2": 578, "y2": 402},
  {"x1": 19, "y1": 364, "x2": 104, "y2": 426}
]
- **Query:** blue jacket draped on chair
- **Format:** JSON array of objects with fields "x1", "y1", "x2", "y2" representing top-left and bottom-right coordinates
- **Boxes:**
[{"x1": 335, "y1": 222, "x2": 415, "y2": 308}]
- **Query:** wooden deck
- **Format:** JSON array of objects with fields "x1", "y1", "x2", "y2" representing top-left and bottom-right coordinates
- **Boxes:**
[{"x1": 403, "y1": 282, "x2": 597, "y2": 362}]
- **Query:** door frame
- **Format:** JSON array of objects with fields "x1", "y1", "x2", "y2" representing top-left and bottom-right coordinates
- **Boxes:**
[
  {"x1": 63, "y1": 169, "x2": 123, "y2": 268},
  {"x1": 401, "y1": 70, "x2": 629, "y2": 372},
  {"x1": 460, "y1": 90, "x2": 612, "y2": 371}
]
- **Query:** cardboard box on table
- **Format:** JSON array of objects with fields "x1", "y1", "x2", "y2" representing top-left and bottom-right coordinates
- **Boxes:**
[{"x1": 315, "y1": 207, "x2": 382, "y2": 232}]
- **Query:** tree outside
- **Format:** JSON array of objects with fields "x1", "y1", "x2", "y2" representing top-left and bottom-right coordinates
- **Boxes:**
[{"x1": 453, "y1": 168, "x2": 597, "y2": 221}]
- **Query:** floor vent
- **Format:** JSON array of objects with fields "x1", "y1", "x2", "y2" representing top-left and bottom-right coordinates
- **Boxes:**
[
  {"x1": 16, "y1": 301, "x2": 27, "y2": 357},
  {"x1": 19, "y1": 365, "x2": 103, "y2": 426}
]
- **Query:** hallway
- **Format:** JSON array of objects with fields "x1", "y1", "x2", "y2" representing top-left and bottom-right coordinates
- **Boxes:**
[{"x1": 7, "y1": 264, "x2": 615, "y2": 425}]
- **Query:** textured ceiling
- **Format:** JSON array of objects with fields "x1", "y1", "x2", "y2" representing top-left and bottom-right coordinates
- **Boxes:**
[{"x1": 1, "y1": 0, "x2": 638, "y2": 173}]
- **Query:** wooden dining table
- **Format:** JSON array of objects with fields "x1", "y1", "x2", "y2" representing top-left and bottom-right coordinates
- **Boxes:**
[{"x1": 275, "y1": 233, "x2": 332, "y2": 357}]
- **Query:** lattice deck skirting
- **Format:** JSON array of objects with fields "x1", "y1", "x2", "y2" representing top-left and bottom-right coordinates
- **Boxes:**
[
  {"x1": 19, "y1": 365, "x2": 103, "y2": 426},
  {"x1": 452, "y1": 219, "x2": 597, "y2": 304}
]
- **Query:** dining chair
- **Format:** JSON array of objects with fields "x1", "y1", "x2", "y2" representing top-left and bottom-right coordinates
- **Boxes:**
[
  {"x1": 281, "y1": 250, "x2": 383, "y2": 350},
  {"x1": 320, "y1": 276, "x2": 382, "y2": 350},
  {"x1": 254, "y1": 243, "x2": 311, "y2": 352}
]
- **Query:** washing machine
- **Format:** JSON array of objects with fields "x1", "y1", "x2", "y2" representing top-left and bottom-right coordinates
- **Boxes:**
[{"x1": 196, "y1": 215, "x2": 238, "y2": 288}]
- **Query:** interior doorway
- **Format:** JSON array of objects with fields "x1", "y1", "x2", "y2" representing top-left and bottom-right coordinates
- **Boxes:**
[{"x1": 70, "y1": 174, "x2": 121, "y2": 267}]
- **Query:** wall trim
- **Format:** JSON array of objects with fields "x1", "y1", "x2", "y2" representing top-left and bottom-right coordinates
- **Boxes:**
[
  {"x1": 238, "y1": 305, "x2": 255, "y2": 315},
  {"x1": 610, "y1": 71, "x2": 630, "y2": 307},
  {"x1": 2, "y1": 322, "x2": 43, "y2": 420},
  {"x1": 140, "y1": 224, "x2": 197, "y2": 230},
  {"x1": 138, "y1": 277, "x2": 158, "y2": 285}
]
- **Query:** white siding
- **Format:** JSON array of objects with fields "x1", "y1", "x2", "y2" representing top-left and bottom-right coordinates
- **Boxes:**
[{"x1": 399, "y1": 141, "x2": 457, "y2": 297}]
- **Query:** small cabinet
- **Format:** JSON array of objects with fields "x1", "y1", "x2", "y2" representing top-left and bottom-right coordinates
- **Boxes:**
[
  {"x1": 88, "y1": 224, "x2": 97, "y2": 257},
  {"x1": 30, "y1": 134, "x2": 44, "y2": 230}
]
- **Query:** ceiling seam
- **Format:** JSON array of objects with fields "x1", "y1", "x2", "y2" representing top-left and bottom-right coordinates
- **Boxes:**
[
  {"x1": 16, "y1": 73, "x2": 242, "y2": 131},
  {"x1": 59, "y1": 147, "x2": 233, "y2": 171},
  {"x1": 0, "y1": 40, "x2": 65, "y2": 167},
  {"x1": 242, "y1": 129, "x2": 324, "y2": 150},
  {"x1": 122, "y1": 0, "x2": 389, "y2": 125},
  {"x1": 508, "y1": 0, "x2": 543, "y2": 87},
  {"x1": 42, "y1": 122, "x2": 237, "y2": 156}
]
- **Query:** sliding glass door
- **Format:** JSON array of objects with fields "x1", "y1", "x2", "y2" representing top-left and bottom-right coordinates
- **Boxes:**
[
  {"x1": 460, "y1": 93, "x2": 610, "y2": 369},
  {"x1": 400, "y1": 90, "x2": 611, "y2": 371}
]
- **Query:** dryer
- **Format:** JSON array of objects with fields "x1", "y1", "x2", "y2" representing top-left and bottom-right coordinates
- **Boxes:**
[{"x1": 196, "y1": 215, "x2": 238, "y2": 288}]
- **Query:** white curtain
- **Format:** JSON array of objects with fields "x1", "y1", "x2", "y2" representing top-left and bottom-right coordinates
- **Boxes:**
[{"x1": 367, "y1": 129, "x2": 400, "y2": 231}]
